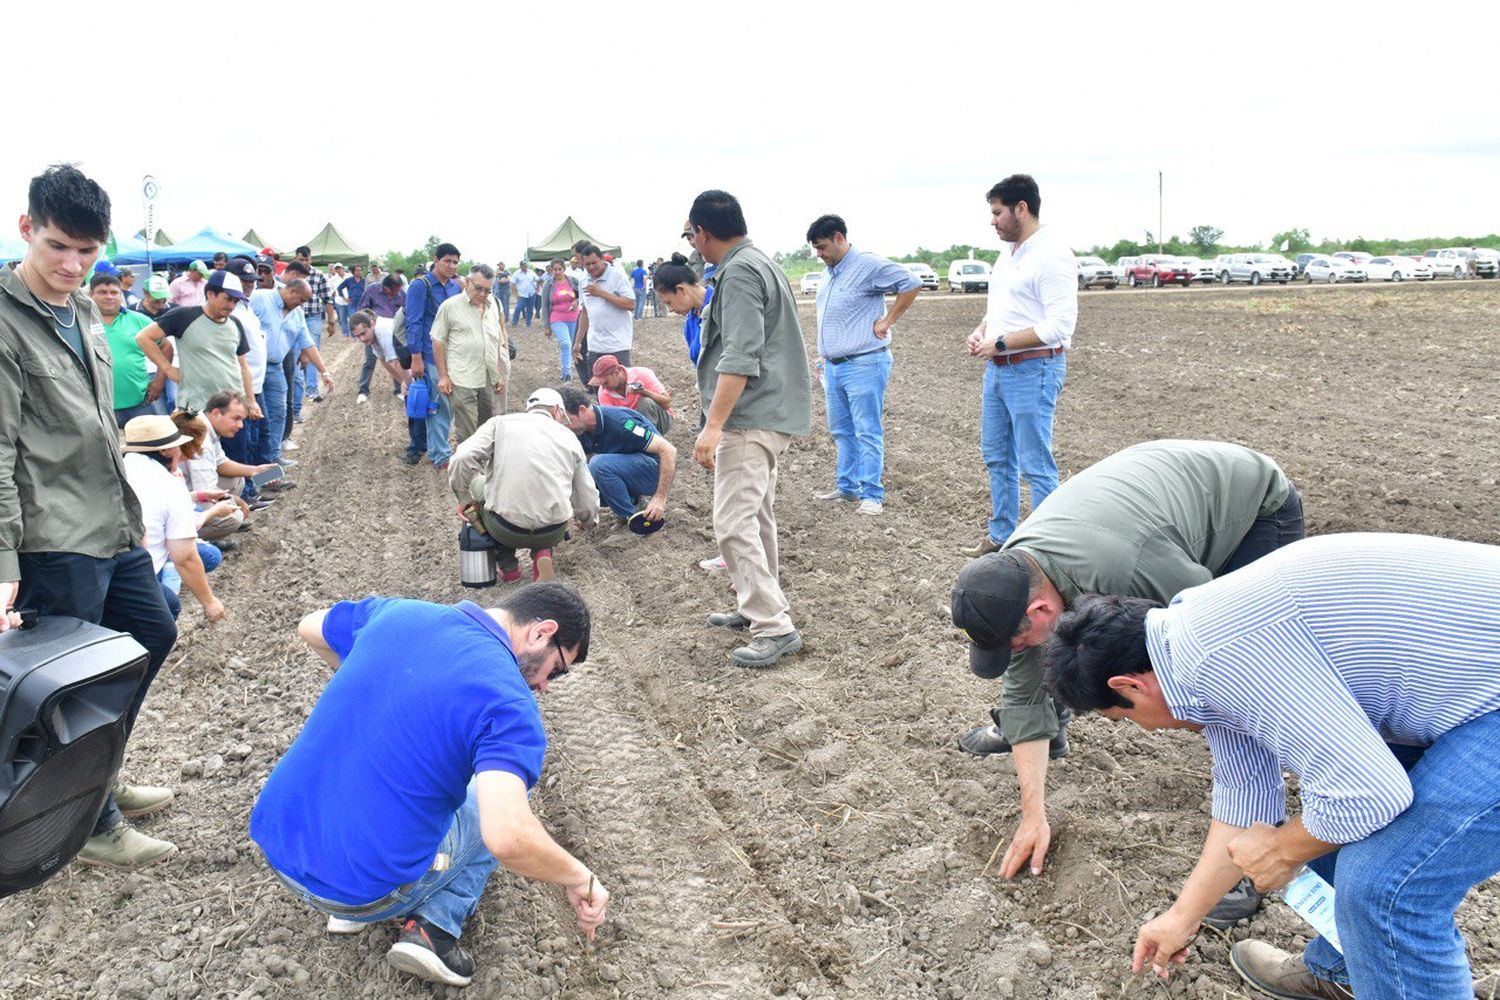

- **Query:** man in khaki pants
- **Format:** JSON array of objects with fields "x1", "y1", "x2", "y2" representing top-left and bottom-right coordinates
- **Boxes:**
[
  {"x1": 687, "y1": 190, "x2": 812, "y2": 668},
  {"x1": 433, "y1": 264, "x2": 508, "y2": 449}
]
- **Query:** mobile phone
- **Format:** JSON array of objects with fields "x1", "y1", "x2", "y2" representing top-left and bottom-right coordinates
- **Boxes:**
[{"x1": 250, "y1": 464, "x2": 285, "y2": 488}]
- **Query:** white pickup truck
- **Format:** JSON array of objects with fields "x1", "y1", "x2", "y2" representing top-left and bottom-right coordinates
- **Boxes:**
[{"x1": 1422, "y1": 248, "x2": 1471, "y2": 279}]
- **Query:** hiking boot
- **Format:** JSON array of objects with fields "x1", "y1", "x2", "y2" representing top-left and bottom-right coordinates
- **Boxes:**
[
  {"x1": 1203, "y1": 876, "x2": 1267, "y2": 929},
  {"x1": 76, "y1": 820, "x2": 177, "y2": 869},
  {"x1": 112, "y1": 782, "x2": 175, "y2": 819},
  {"x1": 1229, "y1": 940, "x2": 1353, "y2": 1000},
  {"x1": 959, "y1": 536, "x2": 1000, "y2": 558},
  {"x1": 814, "y1": 489, "x2": 858, "y2": 503},
  {"x1": 532, "y1": 549, "x2": 555, "y2": 582},
  {"x1": 706, "y1": 610, "x2": 750, "y2": 630},
  {"x1": 856, "y1": 499, "x2": 883, "y2": 516},
  {"x1": 730, "y1": 631, "x2": 803, "y2": 668},
  {"x1": 387, "y1": 917, "x2": 475, "y2": 987},
  {"x1": 326, "y1": 914, "x2": 371, "y2": 935},
  {"x1": 958, "y1": 706, "x2": 1071, "y2": 758}
]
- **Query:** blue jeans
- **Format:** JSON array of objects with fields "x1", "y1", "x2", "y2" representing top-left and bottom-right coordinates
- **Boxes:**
[
  {"x1": 270, "y1": 781, "x2": 499, "y2": 940},
  {"x1": 497, "y1": 287, "x2": 510, "y2": 316},
  {"x1": 980, "y1": 354, "x2": 1066, "y2": 544},
  {"x1": 425, "y1": 369, "x2": 453, "y2": 466},
  {"x1": 1218, "y1": 486, "x2": 1305, "y2": 575},
  {"x1": 114, "y1": 396, "x2": 170, "y2": 428},
  {"x1": 632, "y1": 288, "x2": 646, "y2": 319},
  {"x1": 1302, "y1": 712, "x2": 1500, "y2": 997},
  {"x1": 511, "y1": 294, "x2": 532, "y2": 327},
  {"x1": 589, "y1": 452, "x2": 659, "y2": 520},
  {"x1": 17, "y1": 547, "x2": 177, "y2": 835},
  {"x1": 823, "y1": 348, "x2": 892, "y2": 502},
  {"x1": 335, "y1": 302, "x2": 350, "y2": 336},
  {"x1": 550, "y1": 320, "x2": 576, "y2": 380},
  {"x1": 303, "y1": 317, "x2": 324, "y2": 396},
  {"x1": 261, "y1": 361, "x2": 288, "y2": 463}
]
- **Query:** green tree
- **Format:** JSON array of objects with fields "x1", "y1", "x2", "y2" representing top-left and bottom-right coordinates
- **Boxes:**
[
  {"x1": 1188, "y1": 225, "x2": 1224, "y2": 255},
  {"x1": 1268, "y1": 228, "x2": 1312, "y2": 254}
]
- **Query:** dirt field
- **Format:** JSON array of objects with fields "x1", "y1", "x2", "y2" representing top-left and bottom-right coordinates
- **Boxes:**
[{"x1": 3, "y1": 280, "x2": 1498, "y2": 999}]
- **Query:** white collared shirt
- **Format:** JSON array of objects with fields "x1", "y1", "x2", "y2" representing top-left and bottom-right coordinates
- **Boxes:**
[{"x1": 985, "y1": 224, "x2": 1078, "y2": 351}]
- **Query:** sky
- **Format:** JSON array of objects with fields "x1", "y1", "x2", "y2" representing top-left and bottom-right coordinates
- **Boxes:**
[{"x1": 7, "y1": 4, "x2": 1498, "y2": 264}]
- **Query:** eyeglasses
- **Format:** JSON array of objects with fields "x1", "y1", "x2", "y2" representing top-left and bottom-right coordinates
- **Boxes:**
[{"x1": 547, "y1": 633, "x2": 569, "y2": 681}]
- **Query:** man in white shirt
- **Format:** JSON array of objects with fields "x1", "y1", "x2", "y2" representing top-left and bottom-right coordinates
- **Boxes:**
[
  {"x1": 183, "y1": 391, "x2": 278, "y2": 538},
  {"x1": 572, "y1": 244, "x2": 636, "y2": 378},
  {"x1": 961, "y1": 175, "x2": 1078, "y2": 558}
]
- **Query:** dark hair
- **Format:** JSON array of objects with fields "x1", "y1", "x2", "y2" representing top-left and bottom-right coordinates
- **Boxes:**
[
  {"x1": 559, "y1": 385, "x2": 593, "y2": 416},
  {"x1": 652, "y1": 252, "x2": 699, "y2": 292},
  {"x1": 89, "y1": 271, "x2": 121, "y2": 290},
  {"x1": 986, "y1": 174, "x2": 1042, "y2": 218},
  {"x1": 283, "y1": 260, "x2": 310, "y2": 277},
  {"x1": 28, "y1": 164, "x2": 111, "y2": 242},
  {"x1": 805, "y1": 214, "x2": 846, "y2": 244},
  {"x1": 577, "y1": 243, "x2": 602, "y2": 259},
  {"x1": 382, "y1": 274, "x2": 401, "y2": 289},
  {"x1": 497, "y1": 582, "x2": 592, "y2": 663},
  {"x1": 349, "y1": 308, "x2": 375, "y2": 329},
  {"x1": 203, "y1": 389, "x2": 245, "y2": 413},
  {"x1": 572, "y1": 239, "x2": 590, "y2": 253},
  {"x1": 1043, "y1": 594, "x2": 1159, "y2": 713},
  {"x1": 212, "y1": 252, "x2": 228, "y2": 264},
  {"x1": 689, "y1": 189, "x2": 748, "y2": 241},
  {"x1": 295, "y1": 245, "x2": 312, "y2": 257},
  {"x1": 635, "y1": 259, "x2": 643, "y2": 267},
  {"x1": 435, "y1": 242, "x2": 460, "y2": 261}
]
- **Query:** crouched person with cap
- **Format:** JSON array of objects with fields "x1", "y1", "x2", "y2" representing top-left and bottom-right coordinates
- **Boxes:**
[
  {"x1": 448, "y1": 388, "x2": 600, "y2": 583},
  {"x1": 250, "y1": 583, "x2": 609, "y2": 988}
]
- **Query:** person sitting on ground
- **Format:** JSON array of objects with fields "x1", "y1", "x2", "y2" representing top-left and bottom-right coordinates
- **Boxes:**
[
  {"x1": 589, "y1": 353, "x2": 674, "y2": 433},
  {"x1": 448, "y1": 388, "x2": 600, "y2": 583},
  {"x1": 557, "y1": 386, "x2": 675, "y2": 530},
  {"x1": 121, "y1": 415, "x2": 228, "y2": 623},
  {"x1": 171, "y1": 410, "x2": 245, "y2": 546},
  {"x1": 176, "y1": 392, "x2": 278, "y2": 538},
  {"x1": 250, "y1": 583, "x2": 609, "y2": 989}
]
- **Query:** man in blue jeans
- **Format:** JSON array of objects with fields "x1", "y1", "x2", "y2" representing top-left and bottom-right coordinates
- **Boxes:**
[
  {"x1": 1044, "y1": 533, "x2": 1500, "y2": 1000},
  {"x1": 806, "y1": 214, "x2": 922, "y2": 517},
  {"x1": 404, "y1": 243, "x2": 462, "y2": 468},
  {"x1": 960, "y1": 174, "x2": 1077, "y2": 558},
  {"x1": 251, "y1": 583, "x2": 610, "y2": 988},
  {"x1": 558, "y1": 387, "x2": 676, "y2": 529},
  {"x1": 629, "y1": 258, "x2": 648, "y2": 319}
]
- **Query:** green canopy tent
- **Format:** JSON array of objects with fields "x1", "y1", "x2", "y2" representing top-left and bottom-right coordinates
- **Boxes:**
[
  {"x1": 297, "y1": 222, "x2": 370, "y2": 268},
  {"x1": 525, "y1": 217, "x2": 620, "y2": 263},
  {"x1": 134, "y1": 228, "x2": 174, "y2": 247},
  {"x1": 242, "y1": 229, "x2": 274, "y2": 250}
]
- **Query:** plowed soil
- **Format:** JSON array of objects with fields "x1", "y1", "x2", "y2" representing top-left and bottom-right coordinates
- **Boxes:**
[{"x1": 3, "y1": 280, "x2": 1498, "y2": 999}]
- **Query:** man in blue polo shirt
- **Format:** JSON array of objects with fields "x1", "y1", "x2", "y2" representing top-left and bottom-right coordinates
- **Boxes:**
[
  {"x1": 558, "y1": 386, "x2": 676, "y2": 527},
  {"x1": 404, "y1": 243, "x2": 462, "y2": 468},
  {"x1": 250, "y1": 583, "x2": 609, "y2": 988}
]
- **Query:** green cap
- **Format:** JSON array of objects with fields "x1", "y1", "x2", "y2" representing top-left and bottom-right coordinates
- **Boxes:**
[
  {"x1": 146, "y1": 275, "x2": 169, "y2": 299},
  {"x1": 189, "y1": 260, "x2": 210, "y2": 277}
]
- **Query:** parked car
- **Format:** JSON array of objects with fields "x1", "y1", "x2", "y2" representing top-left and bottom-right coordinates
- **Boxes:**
[
  {"x1": 1364, "y1": 256, "x2": 1431, "y2": 282},
  {"x1": 1303, "y1": 257, "x2": 1367, "y2": 283},
  {"x1": 1331, "y1": 251, "x2": 1374, "y2": 266},
  {"x1": 1220, "y1": 253, "x2": 1294, "y2": 285},
  {"x1": 1177, "y1": 256, "x2": 1217, "y2": 284},
  {"x1": 1422, "y1": 248, "x2": 1470, "y2": 279},
  {"x1": 1126, "y1": 254, "x2": 1193, "y2": 287},
  {"x1": 1114, "y1": 256, "x2": 1140, "y2": 283},
  {"x1": 902, "y1": 262, "x2": 940, "y2": 290},
  {"x1": 1075, "y1": 255, "x2": 1117, "y2": 290},
  {"x1": 799, "y1": 271, "x2": 825, "y2": 295},
  {"x1": 948, "y1": 259, "x2": 991, "y2": 293},
  {"x1": 1472, "y1": 248, "x2": 1499, "y2": 279},
  {"x1": 1294, "y1": 253, "x2": 1321, "y2": 277}
]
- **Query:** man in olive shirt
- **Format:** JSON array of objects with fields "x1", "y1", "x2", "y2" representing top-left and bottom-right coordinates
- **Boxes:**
[
  {"x1": 950, "y1": 439, "x2": 1303, "y2": 924},
  {"x1": 0, "y1": 165, "x2": 179, "y2": 869},
  {"x1": 688, "y1": 190, "x2": 813, "y2": 668},
  {"x1": 433, "y1": 263, "x2": 508, "y2": 447}
]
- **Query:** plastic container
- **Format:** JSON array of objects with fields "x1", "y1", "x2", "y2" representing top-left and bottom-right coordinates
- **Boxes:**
[{"x1": 1284, "y1": 866, "x2": 1342, "y2": 953}]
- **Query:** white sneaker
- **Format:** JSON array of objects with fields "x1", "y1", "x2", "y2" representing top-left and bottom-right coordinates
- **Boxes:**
[
  {"x1": 356, "y1": 393, "x2": 368, "y2": 404},
  {"x1": 813, "y1": 489, "x2": 858, "y2": 503},
  {"x1": 283, "y1": 439, "x2": 300, "y2": 451},
  {"x1": 698, "y1": 554, "x2": 727, "y2": 572},
  {"x1": 327, "y1": 915, "x2": 369, "y2": 934},
  {"x1": 857, "y1": 499, "x2": 884, "y2": 516}
]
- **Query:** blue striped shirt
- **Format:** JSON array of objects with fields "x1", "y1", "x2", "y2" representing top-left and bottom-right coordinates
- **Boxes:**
[
  {"x1": 1146, "y1": 533, "x2": 1500, "y2": 844},
  {"x1": 814, "y1": 247, "x2": 922, "y2": 360}
]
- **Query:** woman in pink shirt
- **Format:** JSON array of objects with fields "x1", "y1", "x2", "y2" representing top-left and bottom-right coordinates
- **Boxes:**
[{"x1": 541, "y1": 259, "x2": 580, "y2": 381}]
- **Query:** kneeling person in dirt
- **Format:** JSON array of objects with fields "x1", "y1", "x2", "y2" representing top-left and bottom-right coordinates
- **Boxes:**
[
  {"x1": 250, "y1": 583, "x2": 610, "y2": 989},
  {"x1": 558, "y1": 386, "x2": 675, "y2": 531},
  {"x1": 950, "y1": 439, "x2": 1303, "y2": 925},
  {"x1": 448, "y1": 388, "x2": 600, "y2": 583},
  {"x1": 588, "y1": 353, "x2": 674, "y2": 433}
]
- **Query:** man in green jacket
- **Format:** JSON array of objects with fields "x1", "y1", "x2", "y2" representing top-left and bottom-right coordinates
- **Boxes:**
[
  {"x1": 689, "y1": 190, "x2": 812, "y2": 668},
  {"x1": 0, "y1": 165, "x2": 180, "y2": 869},
  {"x1": 950, "y1": 439, "x2": 1303, "y2": 926}
]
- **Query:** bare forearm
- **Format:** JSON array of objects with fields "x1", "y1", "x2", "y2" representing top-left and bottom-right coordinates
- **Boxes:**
[
  {"x1": 999, "y1": 326, "x2": 1046, "y2": 351},
  {"x1": 640, "y1": 386, "x2": 671, "y2": 408},
  {"x1": 218, "y1": 460, "x2": 260, "y2": 478},
  {"x1": 885, "y1": 288, "x2": 920, "y2": 324},
  {"x1": 705, "y1": 373, "x2": 748, "y2": 430},
  {"x1": 1013, "y1": 739, "x2": 1050, "y2": 818},
  {"x1": 173, "y1": 550, "x2": 216, "y2": 608},
  {"x1": 432, "y1": 341, "x2": 449, "y2": 381},
  {"x1": 1170, "y1": 820, "x2": 1249, "y2": 924},
  {"x1": 653, "y1": 447, "x2": 676, "y2": 500},
  {"x1": 493, "y1": 822, "x2": 592, "y2": 887}
]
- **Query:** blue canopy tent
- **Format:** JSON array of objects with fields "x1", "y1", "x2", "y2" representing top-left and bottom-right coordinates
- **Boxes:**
[
  {"x1": 113, "y1": 227, "x2": 260, "y2": 266},
  {"x1": 109, "y1": 232, "x2": 156, "y2": 262},
  {"x1": 0, "y1": 237, "x2": 25, "y2": 264}
]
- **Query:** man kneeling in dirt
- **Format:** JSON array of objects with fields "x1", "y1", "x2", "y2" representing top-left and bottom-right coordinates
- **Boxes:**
[
  {"x1": 950, "y1": 440, "x2": 1302, "y2": 927},
  {"x1": 250, "y1": 583, "x2": 609, "y2": 988}
]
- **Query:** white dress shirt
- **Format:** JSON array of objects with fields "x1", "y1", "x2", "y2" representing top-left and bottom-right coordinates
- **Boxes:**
[{"x1": 985, "y1": 224, "x2": 1078, "y2": 351}]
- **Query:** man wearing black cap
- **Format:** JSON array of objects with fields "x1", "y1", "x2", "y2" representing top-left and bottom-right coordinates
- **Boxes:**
[
  {"x1": 950, "y1": 439, "x2": 1303, "y2": 925},
  {"x1": 136, "y1": 269, "x2": 257, "y2": 413}
]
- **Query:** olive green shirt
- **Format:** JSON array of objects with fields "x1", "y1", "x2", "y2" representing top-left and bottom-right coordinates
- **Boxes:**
[
  {"x1": 997, "y1": 440, "x2": 1292, "y2": 744},
  {"x1": 697, "y1": 239, "x2": 812, "y2": 436},
  {"x1": 0, "y1": 264, "x2": 143, "y2": 581}
]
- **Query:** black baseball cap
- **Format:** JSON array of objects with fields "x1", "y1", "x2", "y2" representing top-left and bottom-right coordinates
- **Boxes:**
[
  {"x1": 951, "y1": 551, "x2": 1031, "y2": 678},
  {"x1": 225, "y1": 258, "x2": 257, "y2": 282},
  {"x1": 204, "y1": 269, "x2": 247, "y2": 301}
]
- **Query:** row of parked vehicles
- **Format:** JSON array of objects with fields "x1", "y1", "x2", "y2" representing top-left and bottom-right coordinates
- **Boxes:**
[{"x1": 1077, "y1": 246, "x2": 1499, "y2": 289}]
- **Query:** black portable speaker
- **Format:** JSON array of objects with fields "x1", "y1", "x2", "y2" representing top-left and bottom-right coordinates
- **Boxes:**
[{"x1": 0, "y1": 614, "x2": 148, "y2": 897}]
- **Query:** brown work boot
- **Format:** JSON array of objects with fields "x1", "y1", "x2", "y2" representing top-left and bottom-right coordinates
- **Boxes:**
[
  {"x1": 1229, "y1": 940, "x2": 1353, "y2": 1000},
  {"x1": 958, "y1": 536, "x2": 1000, "y2": 558}
]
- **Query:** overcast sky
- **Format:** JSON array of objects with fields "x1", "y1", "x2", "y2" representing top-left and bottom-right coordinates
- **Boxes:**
[{"x1": 7, "y1": 6, "x2": 1498, "y2": 263}]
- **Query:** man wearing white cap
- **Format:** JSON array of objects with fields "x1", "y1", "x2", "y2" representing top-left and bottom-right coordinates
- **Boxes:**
[{"x1": 448, "y1": 388, "x2": 599, "y2": 583}]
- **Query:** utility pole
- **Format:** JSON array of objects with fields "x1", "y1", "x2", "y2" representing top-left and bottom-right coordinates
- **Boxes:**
[{"x1": 1157, "y1": 171, "x2": 1164, "y2": 256}]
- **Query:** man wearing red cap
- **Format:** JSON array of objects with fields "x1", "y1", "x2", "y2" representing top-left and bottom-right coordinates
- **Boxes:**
[{"x1": 588, "y1": 354, "x2": 673, "y2": 433}]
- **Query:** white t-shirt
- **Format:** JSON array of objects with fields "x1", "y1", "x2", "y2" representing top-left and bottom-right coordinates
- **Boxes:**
[
  {"x1": 183, "y1": 422, "x2": 228, "y2": 493},
  {"x1": 234, "y1": 301, "x2": 268, "y2": 391},
  {"x1": 370, "y1": 317, "x2": 399, "y2": 362},
  {"x1": 124, "y1": 453, "x2": 200, "y2": 573},
  {"x1": 581, "y1": 263, "x2": 636, "y2": 353}
]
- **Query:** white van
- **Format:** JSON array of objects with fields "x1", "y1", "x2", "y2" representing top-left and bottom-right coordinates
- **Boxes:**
[{"x1": 948, "y1": 259, "x2": 991, "y2": 293}]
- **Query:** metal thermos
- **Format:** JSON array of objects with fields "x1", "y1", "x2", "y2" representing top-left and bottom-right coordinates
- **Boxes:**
[{"x1": 458, "y1": 524, "x2": 497, "y2": 587}]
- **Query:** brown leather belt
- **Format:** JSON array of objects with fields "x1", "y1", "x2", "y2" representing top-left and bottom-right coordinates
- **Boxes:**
[{"x1": 992, "y1": 347, "x2": 1065, "y2": 366}]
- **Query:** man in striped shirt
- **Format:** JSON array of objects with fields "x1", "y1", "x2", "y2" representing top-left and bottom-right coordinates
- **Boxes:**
[{"x1": 1044, "y1": 533, "x2": 1500, "y2": 1000}]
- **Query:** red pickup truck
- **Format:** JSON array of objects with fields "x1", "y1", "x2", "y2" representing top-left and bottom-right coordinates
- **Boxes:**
[{"x1": 1126, "y1": 255, "x2": 1193, "y2": 288}]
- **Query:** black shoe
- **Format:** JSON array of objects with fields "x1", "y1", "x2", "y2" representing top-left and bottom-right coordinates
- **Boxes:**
[
  {"x1": 387, "y1": 917, "x2": 475, "y2": 987},
  {"x1": 248, "y1": 498, "x2": 276, "y2": 511},
  {"x1": 214, "y1": 537, "x2": 238, "y2": 552},
  {"x1": 958, "y1": 707, "x2": 1071, "y2": 759},
  {"x1": 262, "y1": 478, "x2": 297, "y2": 492},
  {"x1": 1202, "y1": 877, "x2": 1266, "y2": 929},
  {"x1": 402, "y1": 453, "x2": 422, "y2": 466},
  {"x1": 235, "y1": 521, "x2": 253, "y2": 532}
]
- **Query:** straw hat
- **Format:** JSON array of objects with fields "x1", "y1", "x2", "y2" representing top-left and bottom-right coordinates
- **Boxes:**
[{"x1": 122, "y1": 414, "x2": 193, "y2": 453}]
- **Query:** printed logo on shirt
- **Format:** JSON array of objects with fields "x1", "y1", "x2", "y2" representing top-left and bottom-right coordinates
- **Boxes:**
[{"x1": 624, "y1": 419, "x2": 650, "y2": 441}]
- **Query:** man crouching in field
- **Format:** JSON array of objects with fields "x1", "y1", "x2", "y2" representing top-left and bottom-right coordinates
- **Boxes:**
[{"x1": 250, "y1": 583, "x2": 609, "y2": 988}]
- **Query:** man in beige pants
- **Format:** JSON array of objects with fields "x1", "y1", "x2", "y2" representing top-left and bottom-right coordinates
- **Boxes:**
[
  {"x1": 686, "y1": 190, "x2": 812, "y2": 668},
  {"x1": 433, "y1": 264, "x2": 508, "y2": 449}
]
